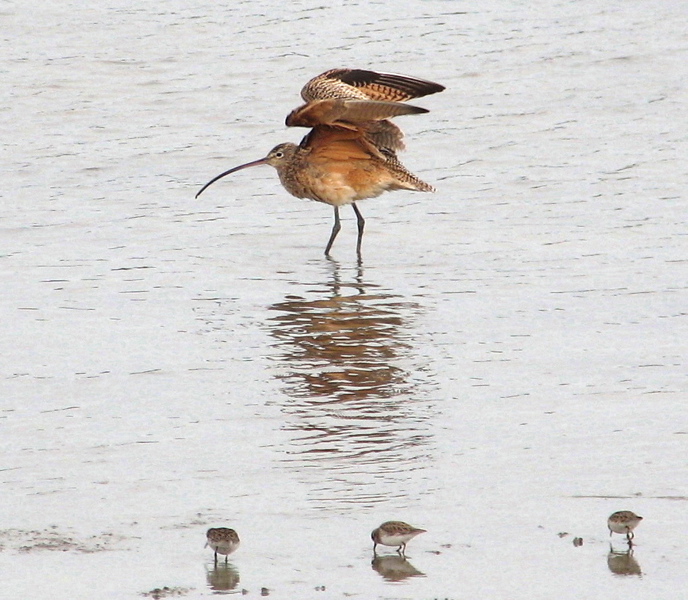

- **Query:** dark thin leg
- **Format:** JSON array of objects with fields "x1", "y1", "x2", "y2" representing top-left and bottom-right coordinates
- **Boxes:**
[
  {"x1": 373, "y1": 542, "x2": 377, "y2": 555},
  {"x1": 324, "y1": 206, "x2": 341, "y2": 255},
  {"x1": 352, "y1": 203, "x2": 365, "y2": 255},
  {"x1": 214, "y1": 551, "x2": 218, "y2": 565}
]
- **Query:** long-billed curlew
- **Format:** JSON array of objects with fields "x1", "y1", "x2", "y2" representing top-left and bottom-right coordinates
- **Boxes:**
[{"x1": 196, "y1": 68, "x2": 444, "y2": 255}]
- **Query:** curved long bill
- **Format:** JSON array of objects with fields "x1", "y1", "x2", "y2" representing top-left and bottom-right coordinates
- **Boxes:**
[{"x1": 195, "y1": 156, "x2": 269, "y2": 198}]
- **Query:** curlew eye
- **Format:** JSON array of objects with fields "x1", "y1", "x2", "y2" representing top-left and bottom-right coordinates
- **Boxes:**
[{"x1": 274, "y1": 150, "x2": 284, "y2": 158}]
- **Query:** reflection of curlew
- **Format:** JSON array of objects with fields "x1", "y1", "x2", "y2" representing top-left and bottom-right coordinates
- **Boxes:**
[
  {"x1": 266, "y1": 260, "x2": 435, "y2": 506},
  {"x1": 270, "y1": 289, "x2": 411, "y2": 401},
  {"x1": 607, "y1": 546, "x2": 642, "y2": 576},
  {"x1": 268, "y1": 261, "x2": 423, "y2": 404},
  {"x1": 371, "y1": 554, "x2": 425, "y2": 581}
]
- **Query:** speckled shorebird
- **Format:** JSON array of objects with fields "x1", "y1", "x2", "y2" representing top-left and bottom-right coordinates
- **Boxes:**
[
  {"x1": 607, "y1": 511, "x2": 643, "y2": 541},
  {"x1": 371, "y1": 521, "x2": 427, "y2": 556},
  {"x1": 196, "y1": 68, "x2": 444, "y2": 255},
  {"x1": 206, "y1": 527, "x2": 240, "y2": 563}
]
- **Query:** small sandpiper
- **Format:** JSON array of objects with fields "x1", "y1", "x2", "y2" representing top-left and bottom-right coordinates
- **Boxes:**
[
  {"x1": 206, "y1": 527, "x2": 240, "y2": 563},
  {"x1": 371, "y1": 521, "x2": 426, "y2": 556},
  {"x1": 607, "y1": 511, "x2": 643, "y2": 541}
]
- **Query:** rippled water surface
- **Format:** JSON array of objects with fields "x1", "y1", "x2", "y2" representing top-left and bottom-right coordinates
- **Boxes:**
[{"x1": 2, "y1": 1, "x2": 687, "y2": 598}]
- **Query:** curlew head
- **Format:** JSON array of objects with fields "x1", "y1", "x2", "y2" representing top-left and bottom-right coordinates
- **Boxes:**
[{"x1": 195, "y1": 143, "x2": 299, "y2": 198}]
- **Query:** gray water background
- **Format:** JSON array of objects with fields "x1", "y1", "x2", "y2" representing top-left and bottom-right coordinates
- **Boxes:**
[{"x1": 1, "y1": 1, "x2": 686, "y2": 598}]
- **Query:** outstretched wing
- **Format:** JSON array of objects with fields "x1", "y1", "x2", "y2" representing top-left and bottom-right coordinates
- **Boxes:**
[
  {"x1": 291, "y1": 68, "x2": 444, "y2": 154},
  {"x1": 301, "y1": 68, "x2": 445, "y2": 102},
  {"x1": 301, "y1": 127, "x2": 434, "y2": 193},
  {"x1": 286, "y1": 98, "x2": 428, "y2": 128},
  {"x1": 303, "y1": 127, "x2": 376, "y2": 161}
]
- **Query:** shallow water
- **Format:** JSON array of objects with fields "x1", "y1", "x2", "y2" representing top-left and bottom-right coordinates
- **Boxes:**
[{"x1": 2, "y1": 1, "x2": 687, "y2": 598}]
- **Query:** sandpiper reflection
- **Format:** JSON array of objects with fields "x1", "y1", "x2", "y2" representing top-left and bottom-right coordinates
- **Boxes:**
[
  {"x1": 267, "y1": 258, "x2": 435, "y2": 505},
  {"x1": 205, "y1": 561, "x2": 240, "y2": 591},
  {"x1": 371, "y1": 554, "x2": 425, "y2": 581},
  {"x1": 607, "y1": 545, "x2": 642, "y2": 577}
]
